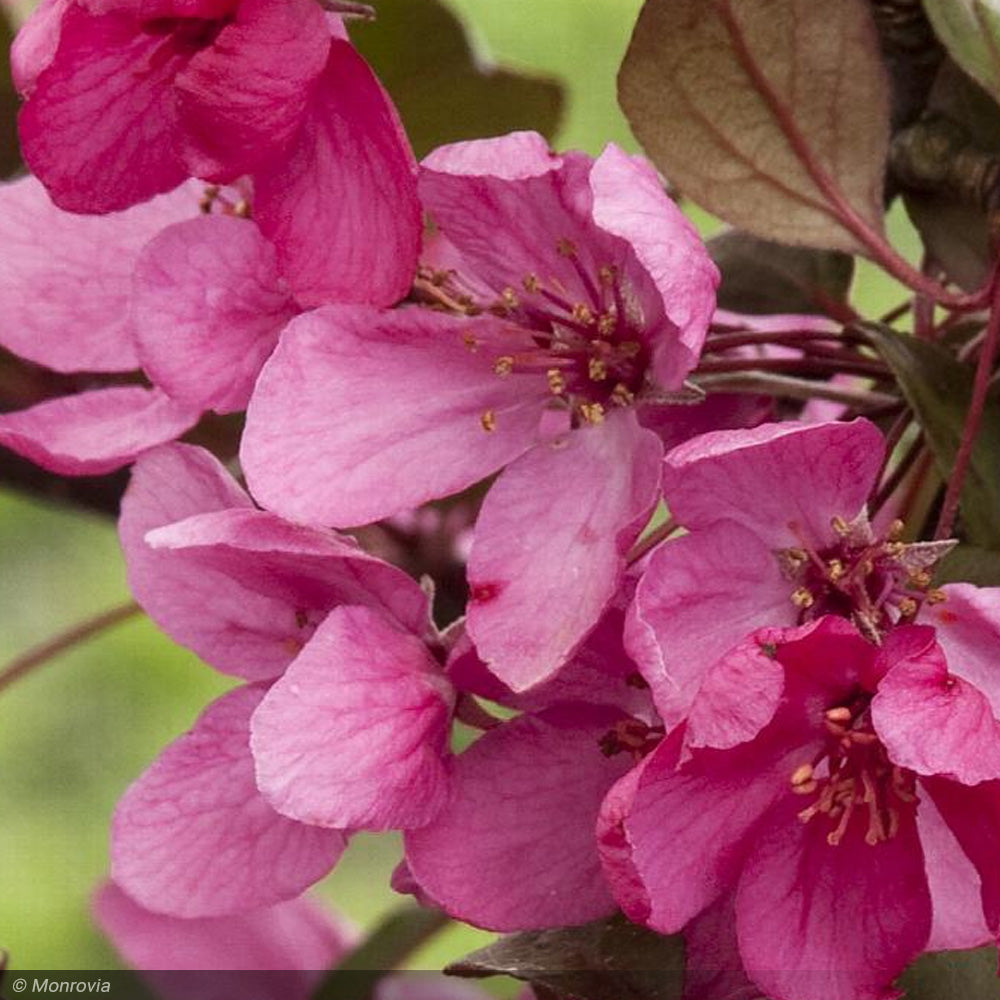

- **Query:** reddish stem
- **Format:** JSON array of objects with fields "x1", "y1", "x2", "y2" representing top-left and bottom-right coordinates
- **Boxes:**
[{"x1": 934, "y1": 281, "x2": 1000, "y2": 539}]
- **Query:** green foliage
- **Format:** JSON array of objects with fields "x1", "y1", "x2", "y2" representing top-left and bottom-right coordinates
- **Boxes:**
[{"x1": 924, "y1": 0, "x2": 1000, "y2": 105}]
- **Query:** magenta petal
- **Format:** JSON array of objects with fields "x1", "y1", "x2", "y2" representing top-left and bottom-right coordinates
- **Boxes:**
[
  {"x1": 120, "y1": 443, "x2": 301, "y2": 682},
  {"x1": 95, "y1": 881, "x2": 353, "y2": 1000},
  {"x1": 589, "y1": 145, "x2": 718, "y2": 388},
  {"x1": 112, "y1": 685, "x2": 347, "y2": 918},
  {"x1": 242, "y1": 306, "x2": 547, "y2": 526},
  {"x1": 663, "y1": 419, "x2": 884, "y2": 546},
  {"x1": 917, "y1": 792, "x2": 991, "y2": 951},
  {"x1": 253, "y1": 40, "x2": 419, "y2": 307},
  {"x1": 251, "y1": 606, "x2": 453, "y2": 831},
  {"x1": 467, "y1": 411, "x2": 662, "y2": 692},
  {"x1": 626, "y1": 521, "x2": 793, "y2": 728},
  {"x1": 683, "y1": 895, "x2": 761, "y2": 1000},
  {"x1": 735, "y1": 797, "x2": 931, "y2": 1000},
  {"x1": 597, "y1": 759, "x2": 652, "y2": 925},
  {"x1": 873, "y1": 627, "x2": 1000, "y2": 784},
  {"x1": 0, "y1": 176, "x2": 198, "y2": 373},
  {"x1": 0, "y1": 386, "x2": 199, "y2": 475},
  {"x1": 923, "y1": 776, "x2": 1000, "y2": 934},
  {"x1": 928, "y1": 583, "x2": 1000, "y2": 716},
  {"x1": 132, "y1": 215, "x2": 296, "y2": 413},
  {"x1": 404, "y1": 707, "x2": 631, "y2": 931},
  {"x1": 11, "y1": 0, "x2": 70, "y2": 95},
  {"x1": 175, "y1": 0, "x2": 328, "y2": 179},
  {"x1": 19, "y1": 6, "x2": 187, "y2": 213}
]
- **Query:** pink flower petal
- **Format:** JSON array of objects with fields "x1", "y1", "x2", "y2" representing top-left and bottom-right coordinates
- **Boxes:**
[
  {"x1": 10, "y1": 0, "x2": 70, "y2": 95},
  {"x1": 251, "y1": 606, "x2": 453, "y2": 831},
  {"x1": 95, "y1": 881, "x2": 354, "y2": 1000},
  {"x1": 404, "y1": 707, "x2": 631, "y2": 931},
  {"x1": 19, "y1": 5, "x2": 187, "y2": 212},
  {"x1": 174, "y1": 0, "x2": 329, "y2": 180},
  {"x1": 663, "y1": 419, "x2": 885, "y2": 547},
  {"x1": 467, "y1": 411, "x2": 661, "y2": 692},
  {"x1": 626, "y1": 521, "x2": 793, "y2": 728},
  {"x1": 132, "y1": 215, "x2": 296, "y2": 413},
  {"x1": 120, "y1": 443, "x2": 306, "y2": 682},
  {"x1": 253, "y1": 40, "x2": 420, "y2": 307},
  {"x1": 735, "y1": 797, "x2": 931, "y2": 1000},
  {"x1": 926, "y1": 583, "x2": 1000, "y2": 717},
  {"x1": 923, "y1": 776, "x2": 1000, "y2": 935},
  {"x1": 682, "y1": 895, "x2": 761, "y2": 1000},
  {"x1": 589, "y1": 145, "x2": 718, "y2": 388},
  {"x1": 0, "y1": 386, "x2": 199, "y2": 475},
  {"x1": 112, "y1": 685, "x2": 347, "y2": 918},
  {"x1": 917, "y1": 792, "x2": 991, "y2": 951},
  {"x1": 873, "y1": 626, "x2": 1000, "y2": 785},
  {"x1": 146, "y1": 507, "x2": 431, "y2": 638},
  {"x1": 241, "y1": 306, "x2": 547, "y2": 526},
  {"x1": 0, "y1": 176, "x2": 198, "y2": 373}
]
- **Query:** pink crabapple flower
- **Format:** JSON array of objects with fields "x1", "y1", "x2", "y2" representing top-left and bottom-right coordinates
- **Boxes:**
[
  {"x1": 599, "y1": 615, "x2": 1000, "y2": 1000},
  {"x1": 241, "y1": 130, "x2": 729, "y2": 693},
  {"x1": 95, "y1": 881, "x2": 495, "y2": 1000},
  {"x1": 626, "y1": 417, "x2": 960, "y2": 729},
  {"x1": 14, "y1": 0, "x2": 421, "y2": 306},
  {"x1": 0, "y1": 175, "x2": 205, "y2": 473}
]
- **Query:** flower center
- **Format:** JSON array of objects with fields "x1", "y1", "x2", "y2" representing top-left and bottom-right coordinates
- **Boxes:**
[
  {"x1": 599, "y1": 719, "x2": 664, "y2": 761},
  {"x1": 777, "y1": 514, "x2": 949, "y2": 642},
  {"x1": 791, "y1": 700, "x2": 917, "y2": 847},
  {"x1": 417, "y1": 239, "x2": 650, "y2": 429}
]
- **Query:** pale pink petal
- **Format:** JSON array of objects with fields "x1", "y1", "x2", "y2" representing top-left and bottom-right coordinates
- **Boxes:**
[
  {"x1": 467, "y1": 411, "x2": 660, "y2": 692},
  {"x1": 112, "y1": 685, "x2": 347, "y2": 918},
  {"x1": 923, "y1": 776, "x2": 1000, "y2": 934},
  {"x1": 624, "y1": 722, "x2": 817, "y2": 935},
  {"x1": 132, "y1": 215, "x2": 296, "y2": 413},
  {"x1": 0, "y1": 176, "x2": 199, "y2": 373},
  {"x1": 927, "y1": 584, "x2": 1000, "y2": 717},
  {"x1": 19, "y1": 6, "x2": 187, "y2": 212},
  {"x1": 253, "y1": 40, "x2": 419, "y2": 307},
  {"x1": 0, "y1": 386, "x2": 199, "y2": 475},
  {"x1": 120, "y1": 443, "x2": 307, "y2": 682},
  {"x1": 626, "y1": 522, "x2": 794, "y2": 729},
  {"x1": 873, "y1": 626, "x2": 1000, "y2": 785},
  {"x1": 589, "y1": 145, "x2": 718, "y2": 388},
  {"x1": 917, "y1": 792, "x2": 991, "y2": 951},
  {"x1": 251, "y1": 606, "x2": 453, "y2": 831},
  {"x1": 404, "y1": 707, "x2": 631, "y2": 931},
  {"x1": 242, "y1": 306, "x2": 548, "y2": 526},
  {"x1": 735, "y1": 797, "x2": 931, "y2": 1000},
  {"x1": 174, "y1": 0, "x2": 328, "y2": 179},
  {"x1": 145, "y1": 507, "x2": 431, "y2": 638},
  {"x1": 95, "y1": 882, "x2": 354, "y2": 1000},
  {"x1": 663, "y1": 419, "x2": 884, "y2": 547},
  {"x1": 11, "y1": 0, "x2": 70, "y2": 94}
]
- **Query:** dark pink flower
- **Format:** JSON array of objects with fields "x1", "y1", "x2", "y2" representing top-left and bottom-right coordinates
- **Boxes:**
[
  {"x1": 602, "y1": 616, "x2": 1000, "y2": 1000},
  {"x1": 242, "y1": 131, "x2": 722, "y2": 691},
  {"x1": 15, "y1": 0, "x2": 420, "y2": 305},
  {"x1": 627, "y1": 418, "x2": 956, "y2": 727}
]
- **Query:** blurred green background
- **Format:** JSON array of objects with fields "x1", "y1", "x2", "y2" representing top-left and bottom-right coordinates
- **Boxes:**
[{"x1": 0, "y1": 0, "x2": 916, "y2": 977}]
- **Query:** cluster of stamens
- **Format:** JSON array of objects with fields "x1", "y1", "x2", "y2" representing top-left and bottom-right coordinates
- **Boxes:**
[
  {"x1": 790, "y1": 701, "x2": 917, "y2": 847},
  {"x1": 599, "y1": 719, "x2": 664, "y2": 761},
  {"x1": 778, "y1": 514, "x2": 950, "y2": 642},
  {"x1": 199, "y1": 185, "x2": 250, "y2": 218},
  {"x1": 417, "y1": 239, "x2": 649, "y2": 432}
]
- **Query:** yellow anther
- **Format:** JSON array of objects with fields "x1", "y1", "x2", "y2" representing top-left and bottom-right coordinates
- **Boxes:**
[
  {"x1": 480, "y1": 410, "x2": 497, "y2": 432},
  {"x1": 926, "y1": 589, "x2": 947, "y2": 605},
  {"x1": 597, "y1": 313, "x2": 617, "y2": 337},
  {"x1": 547, "y1": 368, "x2": 566, "y2": 395},
  {"x1": 785, "y1": 547, "x2": 808, "y2": 567},
  {"x1": 826, "y1": 707, "x2": 852, "y2": 723},
  {"x1": 557, "y1": 238, "x2": 578, "y2": 258},
  {"x1": 619, "y1": 341, "x2": 641, "y2": 358},
  {"x1": 233, "y1": 200, "x2": 250, "y2": 218},
  {"x1": 493, "y1": 356, "x2": 514, "y2": 377},
  {"x1": 462, "y1": 331, "x2": 479, "y2": 352},
  {"x1": 579, "y1": 402, "x2": 606, "y2": 425},
  {"x1": 908, "y1": 570, "x2": 932, "y2": 589},
  {"x1": 884, "y1": 540, "x2": 905, "y2": 557},
  {"x1": 791, "y1": 764, "x2": 815, "y2": 787},
  {"x1": 501, "y1": 287, "x2": 520, "y2": 309},
  {"x1": 791, "y1": 587, "x2": 815, "y2": 609},
  {"x1": 831, "y1": 515, "x2": 850, "y2": 537},
  {"x1": 598, "y1": 264, "x2": 618, "y2": 285},
  {"x1": 898, "y1": 597, "x2": 918, "y2": 617},
  {"x1": 572, "y1": 303, "x2": 596, "y2": 325},
  {"x1": 826, "y1": 559, "x2": 846, "y2": 582},
  {"x1": 588, "y1": 357, "x2": 608, "y2": 382},
  {"x1": 611, "y1": 383, "x2": 635, "y2": 407},
  {"x1": 888, "y1": 519, "x2": 906, "y2": 541},
  {"x1": 523, "y1": 273, "x2": 541, "y2": 293}
]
